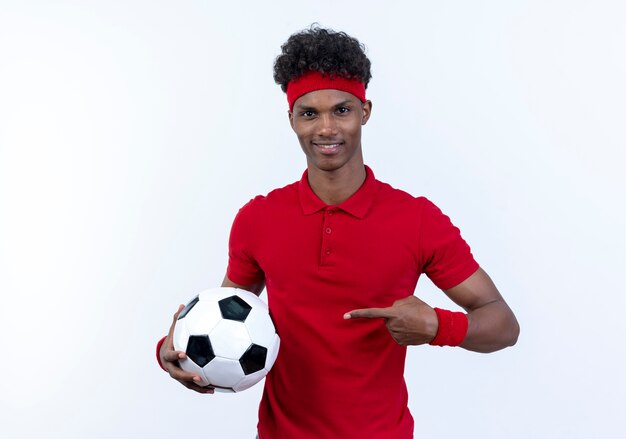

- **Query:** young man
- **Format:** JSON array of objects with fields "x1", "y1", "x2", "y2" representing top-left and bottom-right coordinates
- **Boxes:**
[{"x1": 158, "y1": 26, "x2": 519, "y2": 438}]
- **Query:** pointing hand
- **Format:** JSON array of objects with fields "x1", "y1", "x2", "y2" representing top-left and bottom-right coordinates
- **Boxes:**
[{"x1": 344, "y1": 296, "x2": 438, "y2": 346}]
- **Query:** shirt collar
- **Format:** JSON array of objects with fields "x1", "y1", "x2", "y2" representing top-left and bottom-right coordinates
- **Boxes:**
[{"x1": 298, "y1": 165, "x2": 378, "y2": 219}]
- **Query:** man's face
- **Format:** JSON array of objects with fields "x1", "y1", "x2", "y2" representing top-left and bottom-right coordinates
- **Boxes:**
[{"x1": 289, "y1": 89, "x2": 372, "y2": 174}]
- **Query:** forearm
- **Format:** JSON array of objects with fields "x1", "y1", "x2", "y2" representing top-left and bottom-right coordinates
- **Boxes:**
[
  {"x1": 221, "y1": 274, "x2": 266, "y2": 296},
  {"x1": 460, "y1": 299, "x2": 519, "y2": 353}
]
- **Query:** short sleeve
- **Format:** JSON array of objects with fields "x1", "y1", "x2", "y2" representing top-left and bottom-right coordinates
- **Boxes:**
[
  {"x1": 226, "y1": 201, "x2": 265, "y2": 286},
  {"x1": 419, "y1": 198, "x2": 479, "y2": 290}
]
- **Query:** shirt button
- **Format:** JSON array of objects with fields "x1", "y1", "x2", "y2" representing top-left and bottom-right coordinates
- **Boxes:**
[
  {"x1": 328, "y1": 210, "x2": 335, "y2": 216},
  {"x1": 325, "y1": 249, "x2": 331, "y2": 255},
  {"x1": 325, "y1": 227, "x2": 332, "y2": 234}
]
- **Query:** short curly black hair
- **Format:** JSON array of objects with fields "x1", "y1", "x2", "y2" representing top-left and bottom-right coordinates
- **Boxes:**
[{"x1": 273, "y1": 25, "x2": 372, "y2": 92}]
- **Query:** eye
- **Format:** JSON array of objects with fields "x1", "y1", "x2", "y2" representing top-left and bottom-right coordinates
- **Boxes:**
[
  {"x1": 301, "y1": 110, "x2": 315, "y2": 118},
  {"x1": 336, "y1": 106, "x2": 350, "y2": 114}
]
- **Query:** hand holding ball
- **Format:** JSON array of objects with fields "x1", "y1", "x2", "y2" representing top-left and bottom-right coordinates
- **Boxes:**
[{"x1": 173, "y1": 287, "x2": 280, "y2": 393}]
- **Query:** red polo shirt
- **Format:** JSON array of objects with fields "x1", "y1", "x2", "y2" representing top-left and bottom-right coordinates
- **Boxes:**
[{"x1": 227, "y1": 166, "x2": 479, "y2": 439}]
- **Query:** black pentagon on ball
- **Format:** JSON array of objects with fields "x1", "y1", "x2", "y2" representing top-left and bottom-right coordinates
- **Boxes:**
[
  {"x1": 219, "y1": 295, "x2": 252, "y2": 322},
  {"x1": 239, "y1": 344, "x2": 267, "y2": 375},
  {"x1": 186, "y1": 335, "x2": 215, "y2": 367},
  {"x1": 177, "y1": 295, "x2": 199, "y2": 320}
]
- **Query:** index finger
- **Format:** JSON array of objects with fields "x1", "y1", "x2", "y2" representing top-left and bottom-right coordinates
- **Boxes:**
[
  {"x1": 163, "y1": 304, "x2": 187, "y2": 361},
  {"x1": 344, "y1": 307, "x2": 394, "y2": 320},
  {"x1": 172, "y1": 304, "x2": 185, "y2": 324}
]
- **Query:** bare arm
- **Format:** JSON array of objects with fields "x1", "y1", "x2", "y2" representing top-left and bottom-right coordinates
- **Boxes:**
[
  {"x1": 221, "y1": 274, "x2": 265, "y2": 296},
  {"x1": 345, "y1": 267, "x2": 519, "y2": 353},
  {"x1": 445, "y1": 267, "x2": 519, "y2": 353}
]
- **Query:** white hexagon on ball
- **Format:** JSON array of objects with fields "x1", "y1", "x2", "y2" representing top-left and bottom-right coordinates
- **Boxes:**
[
  {"x1": 245, "y1": 306, "x2": 278, "y2": 347},
  {"x1": 183, "y1": 299, "x2": 222, "y2": 335},
  {"x1": 210, "y1": 319, "x2": 252, "y2": 360},
  {"x1": 203, "y1": 357, "x2": 245, "y2": 392}
]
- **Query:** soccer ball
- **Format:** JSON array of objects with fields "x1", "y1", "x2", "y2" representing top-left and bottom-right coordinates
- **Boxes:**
[{"x1": 173, "y1": 287, "x2": 280, "y2": 392}]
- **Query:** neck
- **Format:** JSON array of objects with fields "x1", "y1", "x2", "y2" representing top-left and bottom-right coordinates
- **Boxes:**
[{"x1": 307, "y1": 163, "x2": 367, "y2": 206}]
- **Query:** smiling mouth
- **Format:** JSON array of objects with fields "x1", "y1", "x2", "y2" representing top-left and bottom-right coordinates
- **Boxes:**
[{"x1": 313, "y1": 142, "x2": 343, "y2": 153}]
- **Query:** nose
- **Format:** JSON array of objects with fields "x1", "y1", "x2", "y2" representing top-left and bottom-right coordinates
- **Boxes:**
[{"x1": 317, "y1": 113, "x2": 337, "y2": 137}]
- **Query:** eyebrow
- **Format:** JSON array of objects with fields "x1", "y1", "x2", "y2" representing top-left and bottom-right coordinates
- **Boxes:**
[
  {"x1": 333, "y1": 100, "x2": 353, "y2": 108},
  {"x1": 295, "y1": 104, "x2": 316, "y2": 112},
  {"x1": 294, "y1": 100, "x2": 354, "y2": 112}
]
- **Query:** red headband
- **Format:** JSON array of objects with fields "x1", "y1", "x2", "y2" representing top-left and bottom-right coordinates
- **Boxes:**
[{"x1": 286, "y1": 70, "x2": 366, "y2": 111}]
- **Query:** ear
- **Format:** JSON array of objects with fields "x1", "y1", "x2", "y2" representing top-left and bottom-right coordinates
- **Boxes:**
[{"x1": 361, "y1": 100, "x2": 372, "y2": 125}]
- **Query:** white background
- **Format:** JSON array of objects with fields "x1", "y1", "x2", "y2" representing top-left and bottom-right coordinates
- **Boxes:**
[{"x1": 1, "y1": 1, "x2": 625, "y2": 438}]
